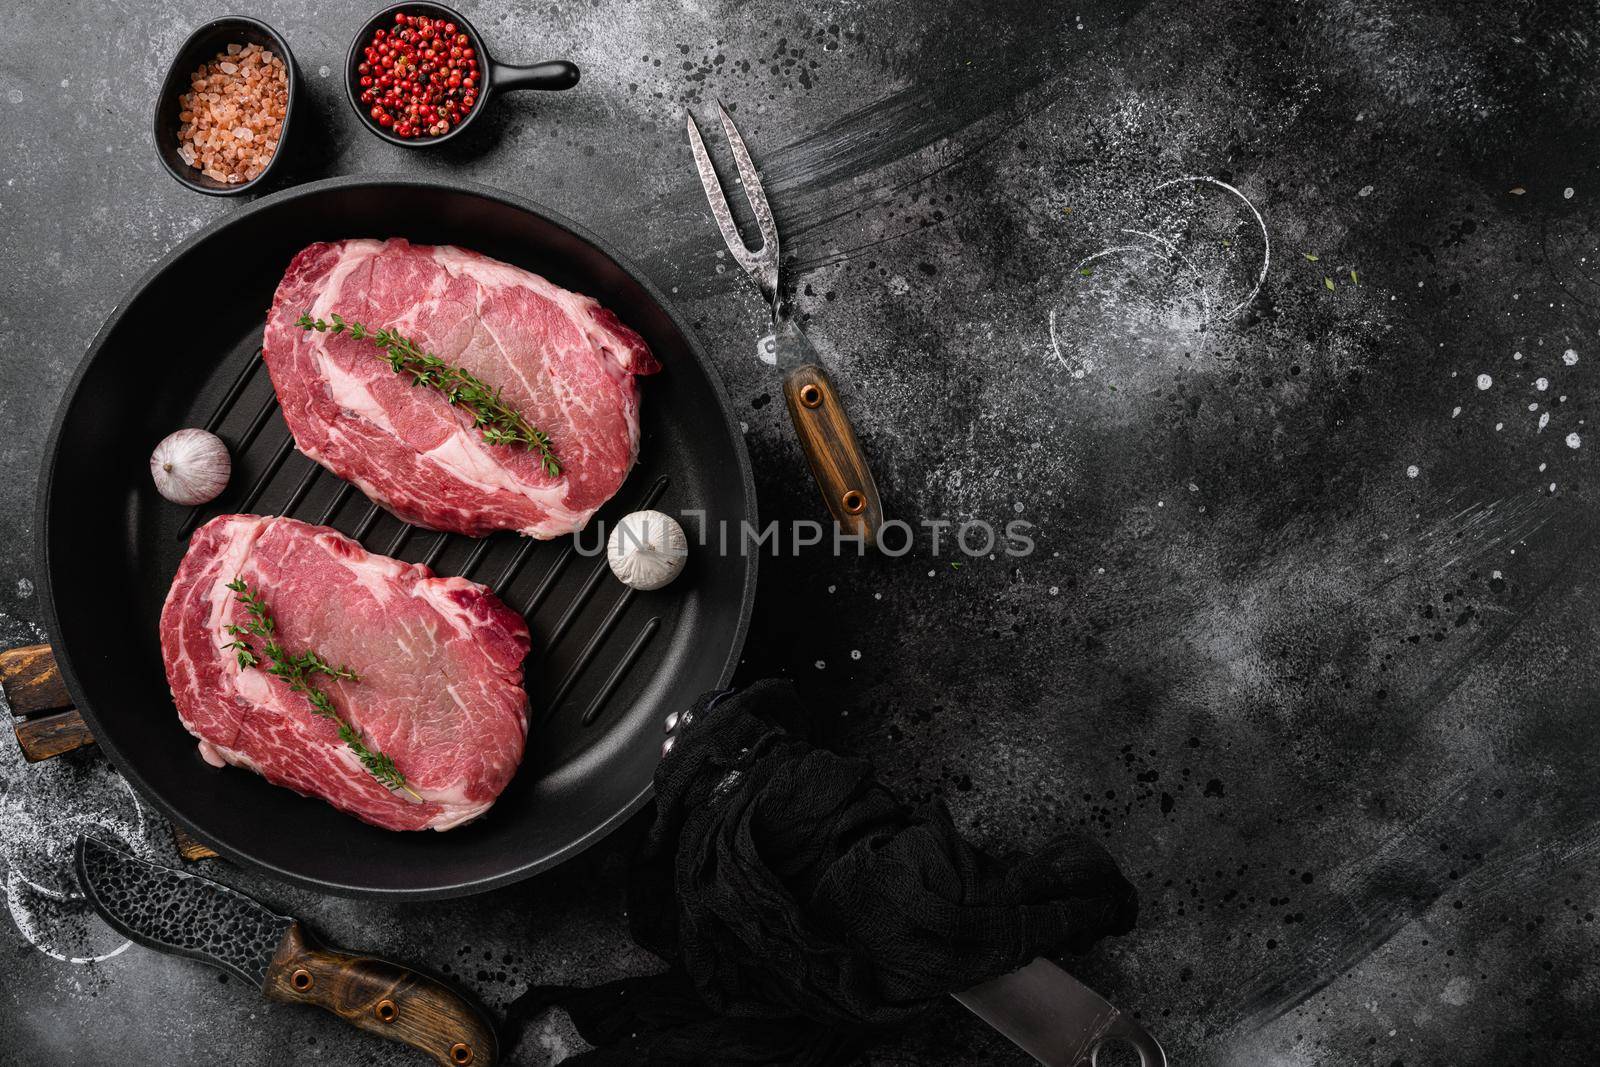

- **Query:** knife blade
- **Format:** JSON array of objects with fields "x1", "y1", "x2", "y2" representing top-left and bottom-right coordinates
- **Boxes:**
[
  {"x1": 75, "y1": 835, "x2": 497, "y2": 1067},
  {"x1": 954, "y1": 958, "x2": 1166, "y2": 1067}
]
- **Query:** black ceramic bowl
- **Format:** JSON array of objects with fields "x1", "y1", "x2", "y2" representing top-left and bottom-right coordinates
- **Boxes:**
[
  {"x1": 154, "y1": 17, "x2": 299, "y2": 196},
  {"x1": 345, "y1": 2, "x2": 578, "y2": 147}
]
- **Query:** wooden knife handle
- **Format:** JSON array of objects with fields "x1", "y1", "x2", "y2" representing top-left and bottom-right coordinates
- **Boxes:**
[
  {"x1": 783, "y1": 362, "x2": 885, "y2": 547},
  {"x1": 1, "y1": 643, "x2": 96, "y2": 761},
  {"x1": 263, "y1": 922, "x2": 497, "y2": 1067}
]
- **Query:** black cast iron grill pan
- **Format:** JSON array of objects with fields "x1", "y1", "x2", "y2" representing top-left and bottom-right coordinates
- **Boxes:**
[{"x1": 33, "y1": 177, "x2": 757, "y2": 899}]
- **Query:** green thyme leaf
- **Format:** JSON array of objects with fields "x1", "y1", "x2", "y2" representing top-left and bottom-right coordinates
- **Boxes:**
[
  {"x1": 297, "y1": 313, "x2": 560, "y2": 477},
  {"x1": 222, "y1": 579, "x2": 418, "y2": 801}
]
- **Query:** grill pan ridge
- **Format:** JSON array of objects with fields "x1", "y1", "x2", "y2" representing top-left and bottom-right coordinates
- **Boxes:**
[
  {"x1": 178, "y1": 353, "x2": 675, "y2": 728},
  {"x1": 35, "y1": 176, "x2": 757, "y2": 899}
]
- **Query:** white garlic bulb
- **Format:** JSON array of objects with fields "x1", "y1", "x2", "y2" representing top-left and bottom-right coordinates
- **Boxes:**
[
  {"x1": 150, "y1": 429, "x2": 231, "y2": 505},
  {"x1": 607, "y1": 510, "x2": 688, "y2": 590}
]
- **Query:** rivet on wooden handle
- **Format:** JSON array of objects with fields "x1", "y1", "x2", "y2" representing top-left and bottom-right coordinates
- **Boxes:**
[
  {"x1": 1, "y1": 643, "x2": 96, "y2": 762},
  {"x1": 263, "y1": 922, "x2": 498, "y2": 1067},
  {"x1": 782, "y1": 363, "x2": 885, "y2": 548}
]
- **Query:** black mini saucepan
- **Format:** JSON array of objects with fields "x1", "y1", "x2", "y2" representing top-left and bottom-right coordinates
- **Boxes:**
[{"x1": 345, "y1": 2, "x2": 579, "y2": 147}]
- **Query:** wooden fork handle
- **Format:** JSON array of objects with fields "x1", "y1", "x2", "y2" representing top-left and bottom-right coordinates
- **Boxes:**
[
  {"x1": 782, "y1": 362, "x2": 885, "y2": 547},
  {"x1": 264, "y1": 922, "x2": 498, "y2": 1067}
]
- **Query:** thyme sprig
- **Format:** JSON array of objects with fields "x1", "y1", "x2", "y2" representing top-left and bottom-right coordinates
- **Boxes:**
[
  {"x1": 296, "y1": 312, "x2": 561, "y2": 477},
  {"x1": 222, "y1": 578, "x2": 420, "y2": 801}
]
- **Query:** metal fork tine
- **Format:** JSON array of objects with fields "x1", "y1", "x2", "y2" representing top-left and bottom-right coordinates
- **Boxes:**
[
  {"x1": 716, "y1": 101, "x2": 779, "y2": 268},
  {"x1": 686, "y1": 111, "x2": 763, "y2": 277}
]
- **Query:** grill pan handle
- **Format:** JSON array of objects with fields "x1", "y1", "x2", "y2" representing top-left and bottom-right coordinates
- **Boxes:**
[
  {"x1": 1, "y1": 643, "x2": 95, "y2": 761},
  {"x1": 2, "y1": 642, "x2": 222, "y2": 859}
]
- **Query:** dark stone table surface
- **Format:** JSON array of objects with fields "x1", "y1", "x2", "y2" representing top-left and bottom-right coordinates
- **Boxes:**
[{"x1": 3, "y1": 1, "x2": 1598, "y2": 1063}]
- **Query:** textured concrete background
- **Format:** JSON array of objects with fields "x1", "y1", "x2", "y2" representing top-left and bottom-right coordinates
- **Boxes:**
[{"x1": 3, "y1": 0, "x2": 1599, "y2": 1063}]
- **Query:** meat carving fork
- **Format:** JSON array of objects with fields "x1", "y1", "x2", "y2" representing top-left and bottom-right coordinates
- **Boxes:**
[{"x1": 687, "y1": 103, "x2": 885, "y2": 546}]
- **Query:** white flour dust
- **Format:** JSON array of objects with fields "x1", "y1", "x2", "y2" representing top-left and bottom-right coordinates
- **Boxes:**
[
  {"x1": 1048, "y1": 175, "x2": 1271, "y2": 378},
  {"x1": 0, "y1": 666, "x2": 166, "y2": 964}
]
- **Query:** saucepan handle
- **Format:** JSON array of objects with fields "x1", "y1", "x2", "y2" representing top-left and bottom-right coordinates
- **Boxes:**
[
  {"x1": 490, "y1": 59, "x2": 579, "y2": 94},
  {"x1": 1, "y1": 643, "x2": 95, "y2": 761}
]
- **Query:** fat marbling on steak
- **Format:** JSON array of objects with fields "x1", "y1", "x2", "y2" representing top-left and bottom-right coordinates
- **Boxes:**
[
  {"x1": 160, "y1": 514, "x2": 531, "y2": 831},
  {"x1": 262, "y1": 238, "x2": 661, "y2": 538}
]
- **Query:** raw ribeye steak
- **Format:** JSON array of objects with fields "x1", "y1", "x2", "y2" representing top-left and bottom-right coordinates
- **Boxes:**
[
  {"x1": 262, "y1": 238, "x2": 661, "y2": 538},
  {"x1": 160, "y1": 514, "x2": 531, "y2": 831}
]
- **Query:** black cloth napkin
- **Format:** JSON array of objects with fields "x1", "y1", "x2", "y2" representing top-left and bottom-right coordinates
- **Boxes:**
[{"x1": 509, "y1": 680, "x2": 1137, "y2": 1065}]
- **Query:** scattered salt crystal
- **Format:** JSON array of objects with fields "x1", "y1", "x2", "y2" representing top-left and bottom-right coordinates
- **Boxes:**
[
  {"x1": 1476, "y1": 373, "x2": 1493, "y2": 390},
  {"x1": 1406, "y1": 465, "x2": 1419, "y2": 478}
]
